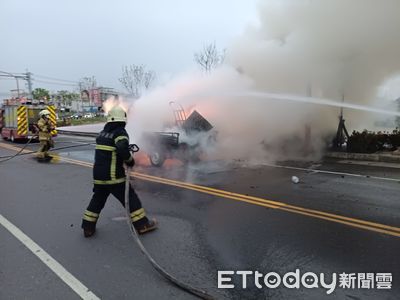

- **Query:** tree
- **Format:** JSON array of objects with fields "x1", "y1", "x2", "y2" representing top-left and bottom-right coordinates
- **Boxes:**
[
  {"x1": 194, "y1": 42, "x2": 226, "y2": 73},
  {"x1": 56, "y1": 90, "x2": 80, "y2": 107},
  {"x1": 119, "y1": 64, "x2": 156, "y2": 98},
  {"x1": 79, "y1": 76, "x2": 97, "y2": 91},
  {"x1": 32, "y1": 88, "x2": 50, "y2": 100}
]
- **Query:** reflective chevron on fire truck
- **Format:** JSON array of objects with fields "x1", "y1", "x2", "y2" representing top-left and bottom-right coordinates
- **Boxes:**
[
  {"x1": 0, "y1": 98, "x2": 57, "y2": 141},
  {"x1": 46, "y1": 105, "x2": 58, "y2": 136},
  {"x1": 17, "y1": 105, "x2": 28, "y2": 136}
]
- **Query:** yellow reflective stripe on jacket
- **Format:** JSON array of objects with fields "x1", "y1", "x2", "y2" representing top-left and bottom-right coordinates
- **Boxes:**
[
  {"x1": 114, "y1": 135, "x2": 128, "y2": 143},
  {"x1": 95, "y1": 145, "x2": 116, "y2": 151},
  {"x1": 93, "y1": 178, "x2": 126, "y2": 185},
  {"x1": 110, "y1": 151, "x2": 116, "y2": 180},
  {"x1": 95, "y1": 144, "x2": 117, "y2": 180},
  {"x1": 130, "y1": 208, "x2": 146, "y2": 222}
]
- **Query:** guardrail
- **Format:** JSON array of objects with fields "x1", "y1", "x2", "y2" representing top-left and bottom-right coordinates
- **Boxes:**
[
  {"x1": 56, "y1": 130, "x2": 98, "y2": 138},
  {"x1": 325, "y1": 151, "x2": 400, "y2": 163},
  {"x1": 56, "y1": 130, "x2": 400, "y2": 164}
]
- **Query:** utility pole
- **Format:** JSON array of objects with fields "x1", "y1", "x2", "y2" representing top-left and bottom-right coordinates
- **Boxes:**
[
  {"x1": 15, "y1": 77, "x2": 20, "y2": 98},
  {"x1": 339, "y1": 93, "x2": 344, "y2": 120},
  {"x1": 332, "y1": 93, "x2": 349, "y2": 150},
  {"x1": 0, "y1": 71, "x2": 21, "y2": 97},
  {"x1": 26, "y1": 71, "x2": 33, "y2": 99},
  {"x1": 303, "y1": 82, "x2": 313, "y2": 156},
  {"x1": 79, "y1": 82, "x2": 83, "y2": 113}
]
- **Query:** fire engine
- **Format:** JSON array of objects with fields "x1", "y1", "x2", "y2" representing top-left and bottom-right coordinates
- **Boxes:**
[{"x1": 0, "y1": 98, "x2": 57, "y2": 142}]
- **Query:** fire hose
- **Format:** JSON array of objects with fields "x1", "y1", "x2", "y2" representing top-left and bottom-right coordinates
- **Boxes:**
[
  {"x1": 0, "y1": 140, "x2": 95, "y2": 163},
  {"x1": 0, "y1": 138, "x2": 216, "y2": 298},
  {"x1": 124, "y1": 144, "x2": 215, "y2": 300},
  {"x1": 0, "y1": 135, "x2": 36, "y2": 163}
]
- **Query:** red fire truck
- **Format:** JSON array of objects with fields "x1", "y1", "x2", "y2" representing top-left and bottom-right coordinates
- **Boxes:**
[{"x1": 0, "y1": 98, "x2": 57, "y2": 142}]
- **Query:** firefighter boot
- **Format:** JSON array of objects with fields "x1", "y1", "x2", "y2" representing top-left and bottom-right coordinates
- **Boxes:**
[
  {"x1": 44, "y1": 142, "x2": 52, "y2": 160},
  {"x1": 135, "y1": 218, "x2": 158, "y2": 235},
  {"x1": 82, "y1": 221, "x2": 96, "y2": 238},
  {"x1": 37, "y1": 156, "x2": 48, "y2": 162},
  {"x1": 44, "y1": 154, "x2": 53, "y2": 161},
  {"x1": 83, "y1": 228, "x2": 96, "y2": 238},
  {"x1": 36, "y1": 151, "x2": 45, "y2": 161},
  {"x1": 37, "y1": 155, "x2": 52, "y2": 162},
  {"x1": 37, "y1": 141, "x2": 48, "y2": 161}
]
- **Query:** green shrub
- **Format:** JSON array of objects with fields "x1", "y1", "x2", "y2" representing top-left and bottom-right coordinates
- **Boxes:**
[
  {"x1": 347, "y1": 129, "x2": 399, "y2": 153},
  {"x1": 57, "y1": 118, "x2": 72, "y2": 127},
  {"x1": 388, "y1": 129, "x2": 400, "y2": 147}
]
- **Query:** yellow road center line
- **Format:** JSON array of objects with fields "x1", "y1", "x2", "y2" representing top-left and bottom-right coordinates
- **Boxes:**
[
  {"x1": 132, "y1": 171, "x2": 400, "y2": 233},
  {"x1": 41, "y1": 158, "x2": 400, "y2": 236},
  {"x1": 279, "y1": 207, "x2": 400, "y2": 238},
  {"x1": 133, "y1": 173, "x2": 280, "y2": 209},
  {"x1": 1, "y1": 142, "x2": 399, "y2": 237},
  {"x1": 133, "y1": 171, "x2": 284, "y2": 206},
  {"x1": 0, "y1": 142, "x2": 32, "y2": 154}
]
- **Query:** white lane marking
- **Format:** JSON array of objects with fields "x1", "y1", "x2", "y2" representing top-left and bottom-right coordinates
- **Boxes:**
[
  {"x1": 261, "y1": 163, "x2": 400, "y2": 182},
  {"x1": 0, "y1": 214, "x2": 100, "y2": 300},
  {"x1": 56, "y1": 141, "x2": 96, "y2": 145},
  {"x1": 337, "y1": 159, "x2": 400, "y2": 169}
]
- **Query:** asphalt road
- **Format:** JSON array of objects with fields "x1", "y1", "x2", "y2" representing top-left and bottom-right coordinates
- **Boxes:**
[{"x1": 0, "y1": 135, "x2": 399, "y2": 300}]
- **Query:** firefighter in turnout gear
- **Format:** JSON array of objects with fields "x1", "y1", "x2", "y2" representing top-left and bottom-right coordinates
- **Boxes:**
[
  {"x1": 81, "y1": 105, "x2": 157, "y2": 237},
  {"x1": 36, "y1": 109, "x2": 54, "y2": 161}
]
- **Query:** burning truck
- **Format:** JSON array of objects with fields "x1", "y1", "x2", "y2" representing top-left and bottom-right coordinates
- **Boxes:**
[{"x1": 141, "y1": 102, "x2": 215, "y2": 167}]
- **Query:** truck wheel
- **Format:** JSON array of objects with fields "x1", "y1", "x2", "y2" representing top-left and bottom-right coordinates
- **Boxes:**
[
  {"x1": 189, "y1": 150, "x2": 202, "y2": 163},
  {"x1": 149, "y1": 151, "x2": 165, "y2": 167}
]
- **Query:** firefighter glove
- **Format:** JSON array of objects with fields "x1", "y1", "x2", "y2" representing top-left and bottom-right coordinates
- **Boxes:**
[{"x1": 125, "y1": 156, "x2": 135, "y2": 167}]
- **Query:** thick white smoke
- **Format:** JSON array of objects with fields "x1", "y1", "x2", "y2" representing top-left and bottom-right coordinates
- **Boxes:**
[
  {"x1": 124, "y1": 0, "x2": 400, "y2": 164},
  {"x1": 229, "y1": 0, "x2": 400, "y2": 129}
]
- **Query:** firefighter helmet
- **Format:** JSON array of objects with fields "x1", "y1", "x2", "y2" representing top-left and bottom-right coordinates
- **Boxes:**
[
  {"x1": 107, "y1": 106, "x2": 127, "y2": 123},
  {"x1": 39, "y1": 110, "x2": 51, "y2": 118}
]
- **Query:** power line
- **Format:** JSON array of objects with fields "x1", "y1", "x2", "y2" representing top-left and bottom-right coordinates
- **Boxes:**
[
  {"x1": 34, "y1": 74, "x2": 79, "y2": 84},
  {"x1": 0, "y1": 70, "x2": 26, "y2": 76},
  {"x1": 32, "y1": 73, "x2": 119, "y2": 90},
  {"x1": 1, "y1": 71, "x2": 79, "y2": 85},
  {"x1": 33, "y1": 79, "x2": 78, "y2": 87},
  {"x1": 1, "y1": 70, "x2": 120, "y2": 93}
]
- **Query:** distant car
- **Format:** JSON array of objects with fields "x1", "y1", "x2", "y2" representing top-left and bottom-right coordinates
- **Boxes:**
[
  {"x1": 83, "y1": 113, "x2": 94, "y2": 118},
  {"x1": 71, "y1": 114, "x2": 82, "y2": 119}
]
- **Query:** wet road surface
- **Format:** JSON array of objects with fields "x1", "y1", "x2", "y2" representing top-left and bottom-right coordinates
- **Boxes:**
[{"x1": 0, "y1": 135, "x2": 399, "y2": 299}]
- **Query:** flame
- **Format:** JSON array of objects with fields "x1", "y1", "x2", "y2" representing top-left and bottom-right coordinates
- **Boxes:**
[
  {"x1": 162, "y1": 159, "x2": 183, "y2": 168},
  {"x1": 134, "y1": 152, "x2": 151, "y2": 167},
  {"x1": 134, "y1": 151, "x2": 184, "y2": 168},
  {"x1": 102, "y1": 96, "x2": 131, "y2": 114}
]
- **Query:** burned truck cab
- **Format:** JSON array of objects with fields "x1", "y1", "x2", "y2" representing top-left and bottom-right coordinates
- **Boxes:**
[{"x1": 143, "y1": 109, "x2": 214, "y2": 167}]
